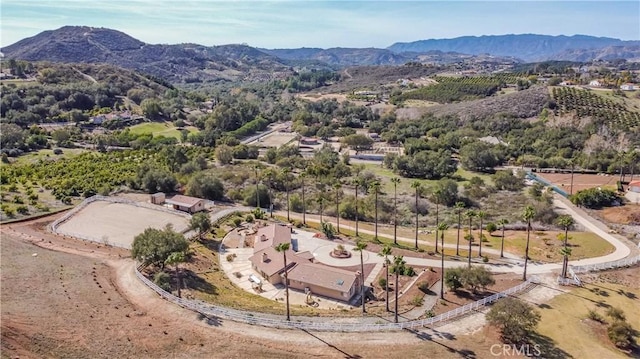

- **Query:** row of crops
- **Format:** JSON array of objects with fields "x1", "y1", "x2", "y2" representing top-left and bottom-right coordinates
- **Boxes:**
[
  {"x1": 551, "y1": 87, "x2": 640, "y2": 131},
  {"x1": 392, "y1": 75, "x2": 517, "y2": 104}
]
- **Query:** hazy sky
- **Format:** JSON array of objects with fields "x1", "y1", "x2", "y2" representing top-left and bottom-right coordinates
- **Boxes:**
[{"x1": 1, "y1": 1, "x2": 639, "y2": 48}]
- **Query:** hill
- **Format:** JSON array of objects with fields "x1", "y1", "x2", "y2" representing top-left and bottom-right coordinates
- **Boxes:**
[
  {"x1": 1, "y1": 26, "x2": 293, "y2": 83},
  {"x1": 550, "y1": 45, "x2": 640, "y2": 62},
  {"x1": 388, "y1": 34, "x2": 640, "y2": 62}
]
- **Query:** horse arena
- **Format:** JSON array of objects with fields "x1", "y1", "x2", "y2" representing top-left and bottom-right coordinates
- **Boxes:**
[
  {"x1": 535, "y1": 172, "x2": 620, "y2": 195},
  {"x1": 53, "y1": 198, "x2": 191, "y2": 248}
]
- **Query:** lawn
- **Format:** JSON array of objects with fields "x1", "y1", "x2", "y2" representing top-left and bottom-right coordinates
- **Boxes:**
[
  {"x1": 537, "y1": 281, "x2": 640, "y2": 358},
  {"x1": 10, "y1": 148, "x2": 88, "y2": 166},
  {"x1": 128, "y1": 121, "x2": 199, "y2": 140}
]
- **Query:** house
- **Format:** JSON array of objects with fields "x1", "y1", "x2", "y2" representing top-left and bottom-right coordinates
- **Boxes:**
[
  {"x1": 247, "y1": 223, "x2": 361, "y2": 302},
  {"x1": 620, "y1": 83, "x2": 635, "y2": 91},
  {"x1": 589, "y1": 80, "x2": 602, "y2": 87},
  {"x1": 164, "y1": 194, "x2": 205, "y2": 213},
  {"x1": 287, "y1": 262, "x2": 361, "y2": 301},
  {"x1": 248, "y1": 247, "x2": 298, "y2": 284}
]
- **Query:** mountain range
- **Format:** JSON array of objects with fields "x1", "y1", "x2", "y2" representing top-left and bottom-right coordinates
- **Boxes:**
[{"x1": 2, "y1": 26, "x2": 639, "y2": 83}]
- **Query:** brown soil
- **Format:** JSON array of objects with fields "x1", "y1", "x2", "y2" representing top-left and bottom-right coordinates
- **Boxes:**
[
  {"x1": 593, "y1": 204, "x2": 640, "y2": 225},
  {"x1": 581, "y1": 265, "x2": 640, "y2": 289},
  {"x1": 1, "y1": 214, "x2": 503, "y2": 358},
  {"x1": 536, "y1": 172, "x2": 618, "y2": 194}
]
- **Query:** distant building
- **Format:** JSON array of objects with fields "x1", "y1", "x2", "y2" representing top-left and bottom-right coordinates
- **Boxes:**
[
  {"x1": 620, "y1": 83, "x2": 635, "y2": 91},
  {"x1": 164, "y1": 194, "x2": 205, "y2": 213},
  {"x1": 589, "y1": 80, "x2": 603, "y2": 87}
]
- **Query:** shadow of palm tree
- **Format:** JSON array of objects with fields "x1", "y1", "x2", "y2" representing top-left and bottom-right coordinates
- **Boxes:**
[
  {"x1": 528, "y1": 332, "x2": 573, "y2": 359},
  {"x1": 197, "y1": 312, "x2": 223, "y2": 327}
]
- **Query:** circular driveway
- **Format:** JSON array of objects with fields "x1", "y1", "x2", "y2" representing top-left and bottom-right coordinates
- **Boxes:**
[{"x1": 311, "y1": 243, "x2": 373, "y2": 267}]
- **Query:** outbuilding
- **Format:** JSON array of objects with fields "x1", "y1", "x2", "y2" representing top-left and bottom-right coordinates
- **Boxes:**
[{"x1": 164, "y1": 194, "x2": 205, "y2": 213}]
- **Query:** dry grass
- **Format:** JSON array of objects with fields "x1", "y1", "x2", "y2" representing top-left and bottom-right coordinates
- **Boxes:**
[{"x1": 537, "y1": 281, "x2": 640, "y2": 358}]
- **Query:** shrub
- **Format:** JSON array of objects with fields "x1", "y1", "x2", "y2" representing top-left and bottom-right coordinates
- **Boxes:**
[
  {"x1": 226, "y1": 254, "x2": 235, "y2": 262},
  {"x1": 153, "y1": 271, "x2": 172, "y2": 292},
  {"x1": 417, "y1": 281, "x2": 430, "y2": 293},
  {"x1": 234, "y1": 272, "x2": 243, "y2": 278},
  {"x1": 411, "y1": 295, "x2": 424, "y2": 306},
  {"x1": 232, "y1": 218, "x2": 242, "y2": 227},
  {"x1": 13, "y1": 196, "x2": 24, "y2": 204},
  {"x1": 403, "y1": 266, "x2": 416, "y2": 277},
  {"x1": 587, "y1": 309, "x2": 604, "y2": 323},
  {"x1": 606, "y1": 307, "x2": 626, "y2": 321},
  {"x1": 16, "y1": 205, "x2": 29, "y2": 215},
  {"x1": 445, "y1": 267, "x2": 464, "y2": 291},
  {"x1": 378, "y1": 277, "x2": 387, "y2": 289},
  {"x1": 482, "y1": 255, "x2": 489, "y2": 263},
  {"x1": 487, "y1": 297, "x2": 541, "y2": 344},
  {"x1": 53, "y1": 148, "x2": 63, "y2": 155},
  {"x1": 607, "y1": 320, "x2": 635, "y2": 349},
  {"x1": 245, "y1": 214, "x2": 254, "y2": 223}
]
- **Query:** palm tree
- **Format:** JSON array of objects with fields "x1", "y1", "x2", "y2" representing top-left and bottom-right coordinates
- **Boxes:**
[
  {"x1": 432, "y1": 189, "x2": 442, "y2": 253},
  {"x1": 254, "y1": 165, "x2": 261, "y2": 209},
  {"x1": 465, "y1": 210, "x2": 477, "y2": 267},
  {"x1": 353, "y1": 177, "x2": 361, "y2": 237},
  {"x1": 283, "y1": 168, "x2": 291, "y2": 221},
  {"x1": 391, "y1": 255, "x2": 406, "y2": 323},
  {"x1": 300, "y1": 172, "x2": 307, "y2": 225},
  {"x1": 477, "y1": 210, "x2": 487, "y2": 257},
  {"x1": 557, "y1": 215, "x2": 575, "y2": 278},
  {"x1": 391, "y1": 177, "x2": 401, "y2": 245},
  {"x1": 378, "y1": 245, "x2": 393, "y2": 312},
  {"x1": 370, "y1": 180, "x2": 381, "y2": 240},
  {"x1": 275, "y1": 242, "x2": 291, "y2": 321},
  {"x1": 497, "y1": 219, "x2": 509, "y2": 258},
  {"x1": 165, "y1": 251, "x2": 186, "y2": 298},
  {"x1": 353, "y1": 241, "x2": 368, "y2": 315},
  {"x1": 411, "y1": 181, "x2": 422, "y2": 250},
  {"x1": 437, "y1": 222, "x2": 449, "y2": 300},
  {"x1": 522, "y1": 205, "x2": 536, "y2": 281},
  {"x1": 317, "y1": 196, "x2": 325, "y2": 224},
  {"x1": 454, "y1": 202, "x2": 465, "y2": 256},
  {"x1": 333, "y1": 182, "x2": 341, "y2": 233}
]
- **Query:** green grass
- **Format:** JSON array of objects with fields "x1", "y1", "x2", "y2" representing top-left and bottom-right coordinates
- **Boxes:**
[
  {"x1": 10, "y1": 148, "x2": 88, "y2": 166},
  {"x1": 128, "y1": 121, "x2": 199, "y2": 140},
  {"x1": 537, "y1": 282, "x2": 640, "y2": 359}
]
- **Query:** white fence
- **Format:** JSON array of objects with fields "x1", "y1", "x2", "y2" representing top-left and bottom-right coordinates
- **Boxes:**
[
  {"x1": 49, "y1": 195, "x2": 192, "y2": 245},
  {"x1": 558, "y1": 254, "x2": 640, "y2": 286},
  {"x1": 135, "y1": 266, "x2": 538, "y2": 332}
]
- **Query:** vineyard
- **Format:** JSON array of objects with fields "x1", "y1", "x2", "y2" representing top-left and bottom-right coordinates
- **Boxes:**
[
  {"x1": 551, "y1": 87, "x2": 640, "y2": 132},
  {"x1": 392, "y1": 75, "x2": 518, "y2": 104}
]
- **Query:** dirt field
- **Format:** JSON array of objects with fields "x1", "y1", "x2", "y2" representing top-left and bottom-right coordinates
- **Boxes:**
[
  {"x1": 536, "y1": 172, "x2": 619, "y2": 194},
  {"x1": 55, "y1": 200, "x2": 190, "y2": 248},
  {"x1": 251, "y1": 131, "x2": 297, "y2": 147},
  {"x1": 1, "y1": 215, "x2": 500, "y2": 358}
]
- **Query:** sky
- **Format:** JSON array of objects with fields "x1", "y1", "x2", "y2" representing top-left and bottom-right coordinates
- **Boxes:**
[{"x1": 1, "y1": 1, "x2": 639, "y2": 49}]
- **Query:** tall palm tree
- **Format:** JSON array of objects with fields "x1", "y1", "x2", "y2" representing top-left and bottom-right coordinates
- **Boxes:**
[
  {"x1": 522, "y1": 205, "x2": 536, "y2": 281},
  {"x1": 437, "y1": 222, "x2": 449, "y2": 300},
  {"x1": 411, "y1": 181, "x2": 422, "y2": 250},
  {"x1": 254, "y1": 165, "x2": 261, "y2": 209},
  {"x1": 165, "y1": 251, "x2": 186, "y2": 298},
  {"x1": 333, "y1": 182, "x2": 341, "y2": 233},
  {"x1": 275, "y1": 242, "x2": 291, "y2": 321},
  {"x1": 433, "y1": 189, "x2": 442, "y2": 253},
  {"x1": 391, "y1": 255, "x2": 406, "y2": 323},
  {"x1": 497, "y1": 218, "x2": 509, "y2": 258},
  {"x1": 317, "y1": 196, "x2": 325, "y2": 224},
  {"x1": 465, "y1": 210, "x2": 477, "y2": 267},
  {"x1": 378, "y1": 245, "x2": 393, "y2": 312},
  {"x1": 353, "y1": 241, "x2": 368, "y2": 315},
  {"x1": 300, "y1": 172, "x2": 307, "y2": 225},
  {"x1": 557, "y1": 215, "x2": 575, "y2": 278},
  {"x1": 454, "y1": 202, "x2": 465, "y2": 256},
  {"x1": 477, "y1": 210, "x2": 487, "y2": 257},
  {"x1": 353, "y1": 177, "x2": 361, "y2": 237},
  {"x1": 391, "y1": 177, "x2": 401, "y2": 245},
  {"x1": 283, "y1": 168, "x2": 291, "y2": 221},
  {"x1": 370, "y1": 180, "x2": 381, "y2": 240}
]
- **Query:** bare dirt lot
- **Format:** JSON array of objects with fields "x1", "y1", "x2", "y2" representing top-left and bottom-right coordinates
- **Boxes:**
[
  {"x1": 536, "y1": 172, "x2": 618, "y2": 194},
  {"x1": 55, "y1": 200, "x2": 191, "y2": 248},
  {"x1": 251, "y1": 131, "x2": 297, "y2": 148},
  {"x1": 0, "y1": 215, "x2": 500, "y2": 358}
]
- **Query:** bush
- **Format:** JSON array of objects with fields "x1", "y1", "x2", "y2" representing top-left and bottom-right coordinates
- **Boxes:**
[
  {"x1": 153, "y1": 271, "x2": 172, "y2": 292},
  {"x1": 482, "y1": 255, "x2": 489, "y2": 263},
  {"x1": 606, "y1": 307, "x2": 626, "y2": 321},
  {"x1": 245, "y1": 214, "x2": 254, "y2": 223},
  {"x1": 232, "y1": 218, "x2": 242, "y2": 227},
  {"x1": 226, "y1": 254, "x2": 235, "y2": 262},
  {"x1": 53, "y1": 148, "x2": 63, "y2": 155},
  {"x1": 16, "y1": 205, "x2": 29, "y2": 215},
  {"x1": 487, "y1": 297, "x2": 541, "y2": 344},
  {"x1": 403, "y1": 266, "x2": 416, "y2": 277},
  {"x1": 378, "y1": 277, "x2": 387, "y2": 289},
  {"x1": 445, "y1": 267, "x2": 464, "y2": 291},
  {"x1": 411, "y1": 295, "x2": 424, "y2": 306},
  {"x1": 417, "y1": 281, "x2": 430, "y2": 293},
  {"x1": 607, "y1": 320, "x2": 635, "y2": 349},
  {"x1": 587, "y1": 309, "x2": 604, "y2": 323}
]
